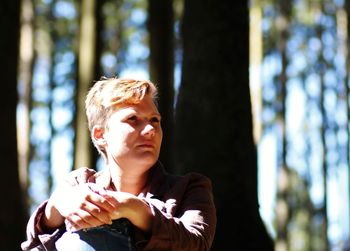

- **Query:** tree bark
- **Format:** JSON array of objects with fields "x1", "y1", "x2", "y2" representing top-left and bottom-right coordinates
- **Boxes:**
[
  {"x1": 74, "y1": 0, "x2": 97, "y2": 169},
  {"x1": 18, "y1": 0, "x2": 34, "y2": 212},
  {"x1": 148, "y1": 0, "x2": 175, "y2": 171},
  {"x1": 175, "y1": 0, "x2": 274, "y2": 249},
  {"x1": 0, "y1": 0, "x2": 27, "y2": 249}
]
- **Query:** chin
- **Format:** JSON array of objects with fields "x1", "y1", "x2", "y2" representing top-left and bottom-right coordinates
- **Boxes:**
[
  {"x1": 137, "y1": 155, "x2": 158, "y2": 167},
  {"x1": 141, "y1": 157, "x2": 157, "y2": 166}
]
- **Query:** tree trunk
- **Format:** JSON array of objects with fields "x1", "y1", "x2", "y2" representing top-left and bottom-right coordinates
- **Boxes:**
[
  {"x1": 18, "y1": 0, "x2": 34, "y2": 211},
  {"x1": 317, "y1": 23, "x2": 330, "y2": 251},
  {"x1": 0, "y1": 0, "x2": 27, "y2": 249},
  {"x1": 148, "y1": 0, "x2": 175, "y2": 171},
  {"x1": 89, "y1": 0, "x2": 105, "y2": 169},
  {"x1": 175, "y1": 0, "x2": 274, "y2": 249},
  {"x1": 275, "y1": 0, "x2": 292, "y2": 249},
  {"x1": 345, "y1": 0, "x2": 350, "y2": 241},
  {"x1": 74, "y1": 0, "x2": 97, "y2": 169}
]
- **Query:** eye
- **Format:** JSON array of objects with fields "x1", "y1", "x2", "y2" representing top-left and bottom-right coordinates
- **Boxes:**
[
  {"x1": 127, "y1": 115, "x2": 138, "y2": 122},
  {"x1": 150, "y1": 116, "x2": 161, "y2": 124}
]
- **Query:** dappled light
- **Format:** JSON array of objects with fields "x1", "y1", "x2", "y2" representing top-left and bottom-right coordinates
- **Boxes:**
[
  {"x1": 251, "y1": 0, "x2": 350, "y2": 250},
  {"x1": 8, "y1": 0, "x2": 350, "y2": 250}
]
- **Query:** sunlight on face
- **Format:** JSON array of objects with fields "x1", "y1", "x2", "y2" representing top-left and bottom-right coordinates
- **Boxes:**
[{"x1": 103, "y1": 94, "x2": 162, "y2": 173}]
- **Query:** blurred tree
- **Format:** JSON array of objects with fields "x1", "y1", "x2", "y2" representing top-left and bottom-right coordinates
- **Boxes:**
[
  {"x1": 15, "y1": 0, "x2": 350, "y2": 250},
  {"x1": 0, "y1": 0, "x2": 27, "y2": 249},
  {"x1": 89, "y1": 0, "x2": 105, "y2": 168},
  {"x1": 259, "y1": 0, "x2": 350, "y2": 250},
  {"x1": 316, "y1": 5, "x2": 330, "y2": 249},
  {"x1": 148, "y1": 0, "x2": 175, "y2": 171},
  {"x1": 345, "y1": 0, "x2": 350, "y2": 245},
  {"x1": 18, "y1": 0, "x2": 34, "y2": 211},
  {"x1": 274, "y1": 0, "x2": 292, "y2": 250},
  {"x1": 74, "y1": 0, "x2": 97, "y2": 169},
  {"x1": 174, "y1": 0, "x2": 274, "y2": 250}
]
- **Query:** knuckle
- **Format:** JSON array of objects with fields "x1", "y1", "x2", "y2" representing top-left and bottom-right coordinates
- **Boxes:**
[
  {"x1": 79, "y1": 201, "x2": 88, "y2": 210},
  {"x1": 84, "y1": 215, "x2": 95, "y2": 223},
  {"x1": 90, "y1": 207, "x2": 102, "y2": 215}
]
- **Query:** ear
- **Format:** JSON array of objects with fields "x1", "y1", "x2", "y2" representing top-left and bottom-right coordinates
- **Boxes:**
[{"x1": 92, "y1": 125, "x2": 106, "y2": 146}]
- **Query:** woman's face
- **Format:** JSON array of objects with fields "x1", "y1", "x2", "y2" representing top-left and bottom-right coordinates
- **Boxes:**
[{"x1": 102, "y1": 94, "x2": 162, "y2": 173}]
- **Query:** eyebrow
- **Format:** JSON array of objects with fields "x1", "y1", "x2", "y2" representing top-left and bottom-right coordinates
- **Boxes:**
[
  {"x1": 152, "y1": 112, "x2": 161, "y2": 117},
  {"x1": 120, "y1": 108, "x2": 161, "y2": 118}
]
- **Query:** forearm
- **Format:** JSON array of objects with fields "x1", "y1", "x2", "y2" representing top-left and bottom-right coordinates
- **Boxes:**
[
  {"x1": 126, "y1": 198, "x2": 153, "y2": 232},
  {"x1": 21, "y1": 200, "x2": 66, "y2": 251},
  {"x1": 106, "y1": 191, "x2": 153, "y2": 233},
  {"x1": 144, "y1": 207, "x2": 213, "y2": 251},
  {"x1": 142, "y1": 173, "x2": 217, "y2": 251},
  {"x1": 42, "y1": 197, "x2": 65, "y2": 231}
]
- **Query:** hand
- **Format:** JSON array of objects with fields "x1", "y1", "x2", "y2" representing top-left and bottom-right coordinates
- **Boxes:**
[
  {"x1": 97, "y1": 190, "x2": 153, "y2": 232},
  {"x1": 43, "y1": 183, "x2": 116, "y2": 232}
]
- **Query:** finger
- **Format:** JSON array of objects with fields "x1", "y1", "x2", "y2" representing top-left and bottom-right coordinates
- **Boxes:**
[
  {"x1": 79, "y1": 200, "x2": 113, "y2": 225},
  {"x1": 65, "y1": 218, "x2": 81, "y2": 232},
  {"x1": 65, "y1": 214, "x2": 91, "y2": 231},
  {"x1": 67, "y1": 209, "x2": 107, "y2": 230},
  {"x1": 84, "y1": 188, "x2": 117, "y2": 213},
  {"x1": 97, "y1": 191, "x2": 129, "y2": 219},
  {"x1": 87, "y1": 183, "x2": 106, "y2": 195}
]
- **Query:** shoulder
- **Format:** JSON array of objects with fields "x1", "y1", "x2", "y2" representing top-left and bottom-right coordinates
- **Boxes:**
[
  {"x1": 149, "y1": 162, "x2": 213, "y2": 198},
  {"x1": 182, "y1": 172, "x2": 213, "y2": 192},
  {"x1": 64, "y1": 167, "x2": 97, "y2": 186},
  {"x1": 185, "y1": 172, "x2": 212, "y2": 183},
  {"x1": 169, "y1": 171, "x2": 212, "y2": 187},
  {"x1": 162, "y1": 171, "x2": 213, "y2": 197}
]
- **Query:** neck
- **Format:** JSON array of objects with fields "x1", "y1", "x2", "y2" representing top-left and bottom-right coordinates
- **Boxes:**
[{"x1": 109, "y1": 167, "x2": 149, "y2": 195}]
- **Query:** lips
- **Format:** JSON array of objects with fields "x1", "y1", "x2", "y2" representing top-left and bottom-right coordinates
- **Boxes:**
[{"x1": 137, "y1": 142, "x2": 155, "y2": 148}]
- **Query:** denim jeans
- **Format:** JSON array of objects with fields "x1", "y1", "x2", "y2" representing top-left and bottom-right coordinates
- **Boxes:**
[{"x1": 55, "y1": 218, "x2": 137, "y2": 251}]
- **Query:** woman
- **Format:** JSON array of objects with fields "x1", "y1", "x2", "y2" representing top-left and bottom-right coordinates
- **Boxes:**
[{"x1": 21, "y1": 77, "x2": 216, "y2": 250}]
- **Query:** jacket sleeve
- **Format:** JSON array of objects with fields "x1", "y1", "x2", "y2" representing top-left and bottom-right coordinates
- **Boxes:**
[
  {"x1": 21, "y1": 167, "x2": 97, "y2": 251},
  {"x1": 143, "y1": 173, "x2": 217, "y2": 251},
  {"x1": 20, "y1": 200, "x2": 66, "y2": 251}
]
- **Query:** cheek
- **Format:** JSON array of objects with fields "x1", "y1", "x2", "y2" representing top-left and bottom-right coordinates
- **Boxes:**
[
  {"x1": 159, "y1": 130, "x2": 163, "y2": 142},
  {"x1": 106, "y1": 133, "x2": 128, "y2": 155},
  {"x1": 107, "y1": 126, "x2": 136, "y2": 145}
]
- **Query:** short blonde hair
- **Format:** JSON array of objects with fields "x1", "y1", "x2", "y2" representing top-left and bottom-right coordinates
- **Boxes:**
[{"x1": 85, "y1": 76, "x2": 158, "y2": 132}]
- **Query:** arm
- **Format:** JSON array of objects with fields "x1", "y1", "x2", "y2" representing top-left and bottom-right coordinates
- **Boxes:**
[
  {"x1": 43, "y1": 182, "x2": 116, "y2": 231},
  {"x1": 21, "y1": 167, "x2": 116, "y2": 250},
  {"x1": 87, "y1": 188, "x2": 153, "y2": 233},
  {"x1": 21, "y1": 200, "x2": 65, "y2": 251},
  {"x1": 63, "y1": 175, "x2": 215, "y2": 249},
  {"x1": 143, "y1": 173, "x2": 216, "y2": 251}
]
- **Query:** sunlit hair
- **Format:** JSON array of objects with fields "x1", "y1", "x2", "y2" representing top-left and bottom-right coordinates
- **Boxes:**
[{"x1": 85, "y1": 76, "x2": 158, "y2": 153}]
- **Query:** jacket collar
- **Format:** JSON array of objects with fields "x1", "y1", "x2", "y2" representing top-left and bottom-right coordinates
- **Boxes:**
[{"x1": 94, "y1": 161, "x2": 169, "y2": 198}]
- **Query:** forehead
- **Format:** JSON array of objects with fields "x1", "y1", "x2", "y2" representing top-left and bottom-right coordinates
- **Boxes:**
[{"x1": 111, "y1": 95, "x2": 159, "y2": 116}]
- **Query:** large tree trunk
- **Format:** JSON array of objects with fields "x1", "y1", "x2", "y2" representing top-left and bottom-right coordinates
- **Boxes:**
[
  {"x1": 175, "y1": 0, "x2": 274, "y2": 249},
  {"x1": 148, "y1": 0, "x2": 175, "y2": 171},
  {"x1": 0, "y1": 0, "x2": 27, "y2": 249}
]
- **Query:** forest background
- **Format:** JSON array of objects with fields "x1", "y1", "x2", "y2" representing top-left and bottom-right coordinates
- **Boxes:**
[{"x1": 0, "y1": 0, "x2": 349, "y2": 250}]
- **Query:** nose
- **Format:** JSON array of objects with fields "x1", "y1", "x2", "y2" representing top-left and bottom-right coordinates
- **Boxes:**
[{"x1": 141, "y1": 123, "x2": 155, "y2": 138}]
